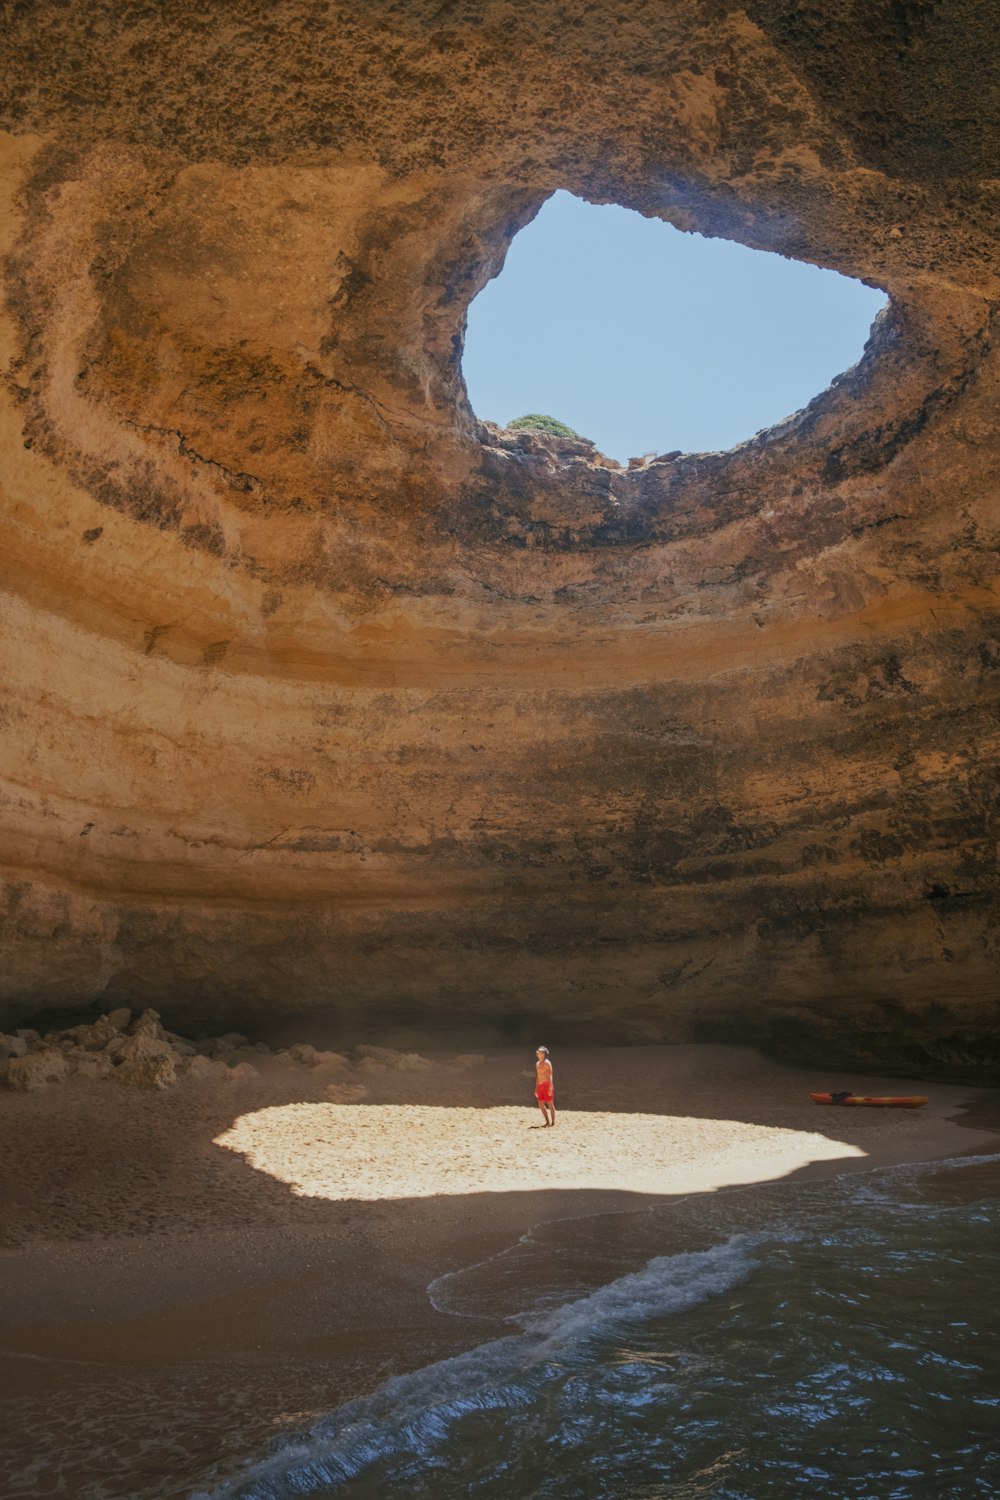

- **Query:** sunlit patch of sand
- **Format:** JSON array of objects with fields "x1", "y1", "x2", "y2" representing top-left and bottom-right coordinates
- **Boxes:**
[{"x1": 214, "y1": 1103, "x2": 865, "y2": 1202}]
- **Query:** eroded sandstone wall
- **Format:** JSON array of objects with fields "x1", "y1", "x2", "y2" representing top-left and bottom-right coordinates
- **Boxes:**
[{"x1": 0, "y1": 3, "x2": 997, "y2": 1070}]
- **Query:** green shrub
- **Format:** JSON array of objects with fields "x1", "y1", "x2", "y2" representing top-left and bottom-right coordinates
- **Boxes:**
[{"x1": 507, "y1": 413, "x2": 586, "y2": 441}]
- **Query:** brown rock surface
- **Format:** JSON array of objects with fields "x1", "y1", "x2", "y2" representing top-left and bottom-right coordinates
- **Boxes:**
[
  {"x1": 113, "y1": 1034, "x2": 177, "y2": 1091},
  {"x1": 7, "y1": 1049, "x2": 68, "y2": 1092},
  {"x1": 0, "y1": 4, "x2": 997, "y2": 1071},
  {"x1": 72, "y1": 1051, "x2": 114, "y2": 1081}
]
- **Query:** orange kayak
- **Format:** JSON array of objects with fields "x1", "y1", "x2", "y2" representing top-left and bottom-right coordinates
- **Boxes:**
[{"x1": 811, "y1": 1092, "x2": 928, "y2": 1108}]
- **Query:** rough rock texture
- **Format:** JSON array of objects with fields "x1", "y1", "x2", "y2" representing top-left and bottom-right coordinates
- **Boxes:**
[
  {"x1": 7, "y1": 1049, "x2": 68, "y2": 1092},
  {"x1": 0, "y1": 1010, "x2": 455, "y2": 1098},
  {"x1": 113, "y1": 1033, "x2": 177, "y2": 1090},
  {"x1": 0, "y1": 3, "x2": 998, "y2": 1072}
]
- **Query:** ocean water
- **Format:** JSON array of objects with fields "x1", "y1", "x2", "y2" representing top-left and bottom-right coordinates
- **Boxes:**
[{"x1": 202, "y1": 1155, "x2": 1000, "y2": 1500}]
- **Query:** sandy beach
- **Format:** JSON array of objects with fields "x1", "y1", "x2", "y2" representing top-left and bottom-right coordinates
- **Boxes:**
[{"x1": 1, "y1": 1042, "x2": 997, "y2": 1499}]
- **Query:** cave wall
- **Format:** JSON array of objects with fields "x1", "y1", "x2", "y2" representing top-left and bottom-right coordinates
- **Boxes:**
[{"x1": 0, "y1": 2, "x2": 998, "y2": 1069}]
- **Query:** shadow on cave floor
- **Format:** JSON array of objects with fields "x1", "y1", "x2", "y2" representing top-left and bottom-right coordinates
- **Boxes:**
[
  {"x1": 1, "y1": 1044, "x2": 997, "y2": 1500},
  {"x1": 3, "y1": 1042, "x2": 994, "y2": 1243}
]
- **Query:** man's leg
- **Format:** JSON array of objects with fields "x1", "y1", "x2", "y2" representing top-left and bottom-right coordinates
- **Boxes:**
[{"x1": 537, "y1": 1097, "x2": 549, "y2": 1124}]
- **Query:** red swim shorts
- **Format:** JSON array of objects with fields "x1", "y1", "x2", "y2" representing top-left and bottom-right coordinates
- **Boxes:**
[{"x1": 535, "y1": 1083, "x2": 554, "y2": 1103}]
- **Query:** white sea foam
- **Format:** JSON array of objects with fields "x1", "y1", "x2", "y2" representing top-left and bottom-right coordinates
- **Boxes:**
[
  {"x1": 523, "y1": 1233, "x2": 769, "y2": 1350},
  {"x1": 197, "y1": 1235, "x2": 763, "y2": 1499}
]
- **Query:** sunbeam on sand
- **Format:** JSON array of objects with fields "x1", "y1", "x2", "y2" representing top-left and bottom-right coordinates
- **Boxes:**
[{"x1": 214, "y1": 1102, "x2": 866, "y2": 1202}]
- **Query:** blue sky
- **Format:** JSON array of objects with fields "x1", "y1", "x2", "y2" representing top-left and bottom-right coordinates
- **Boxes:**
[{"x1": 462, "y1": 191, "x2": 887, "y2": 464}]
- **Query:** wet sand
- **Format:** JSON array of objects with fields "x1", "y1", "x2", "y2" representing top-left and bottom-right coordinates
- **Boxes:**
[{"x1": 1, "y1": 1044, "x2": 997, "y2": 1499}]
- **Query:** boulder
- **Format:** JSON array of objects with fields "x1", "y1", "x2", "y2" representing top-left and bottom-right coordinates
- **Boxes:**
[
  {"x1": 130, "y1": 1008, "x2": 165, "y2": 1039},
  {"x1": 165, "y1": 1033, "x2": 197, "y2": 1056},
  {"x1": 60, "y1": 1022, "x2": 100, "y2": 1049},
  {"x1": 218, "y1": 1032, "x2": 249, "y2": 1048},
  {"x1": 311, "y1": 1050, "x2": 351, "y2": 1077},
  {"x1": 73, "y1": 1052, "x2": 115, "y2": 1080},
  {"x1": 7, "y1": 1050, "x2": 68, "y2": 1091},
  {"x1": 453, "y1": 1053, "x2": 486, "y2": 1070},
  {"x1": 356, "y1": 1045, "x2": 434, "y2": 1072},
  {"x1": 104, "y1": 1007, "x2": 132, "y2": 1032},
  {"x1": 183, "y1": 1054, "x2": 221, "y2": 1080},
  {"x1": 226, "y1": 1061, "x2": 259, "y2": 1082},
  {"x1": 288, "y1": 1042, "x2": 322, "y2": 1066},
  {"x1": 122, "y1": 1033, "x2": 170, "y2": 1062},
  {"x1": 228, "y1": 1045, "x2": 264, "y2": 1065},
  {"x1": 0, "y1": 1033, "x2": 28, "y2": 1059},
  {"x1": 102, "y1": 1032, "x2": 133, "y2": 1062},
  {"x1": 114, "y1": 1032, "x2": 176, "y2": 1089},
  {"x1": 62, "y1": 1015, "x2": 121, "y2": 1050},
  {"x1": 325, "y1": 1082, "x2": 369, "y2": 1104},
  {"x1": 203, "y1": 1036, "x2": 239, "y2": 1058},
  {"x1": 118, "y1": 1052, "x2": 175, "y2": 1090}
]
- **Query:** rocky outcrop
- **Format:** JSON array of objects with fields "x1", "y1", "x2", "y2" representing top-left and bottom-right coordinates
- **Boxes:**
[
  {"x1": 0, "y1": 1008, "x2": 467, "y2": 1095},
  {"x1": 113, "y1": 1033, "x2": 177, "y2": 1091},
  {"x1": 6, "y1": 1049, "x2": 68, "y2": 1093},
  {"x1": 0, "y1": 4, "x2": 997, "y2": 1073}
]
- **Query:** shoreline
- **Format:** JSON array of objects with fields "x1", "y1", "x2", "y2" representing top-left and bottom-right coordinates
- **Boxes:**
[{"x1": 2, "y1": 1044, "x2": 998, "y2": 1499}]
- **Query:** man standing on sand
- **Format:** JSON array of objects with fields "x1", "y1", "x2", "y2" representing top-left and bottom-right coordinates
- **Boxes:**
[{"x1": 534, "y1": 1046, "x2": 555, "y2": 1127}]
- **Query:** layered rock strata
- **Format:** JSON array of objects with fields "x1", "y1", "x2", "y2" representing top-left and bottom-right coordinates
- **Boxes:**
[{"x1": 0, "y1": 3, "x2": 998, "y2": 1070}]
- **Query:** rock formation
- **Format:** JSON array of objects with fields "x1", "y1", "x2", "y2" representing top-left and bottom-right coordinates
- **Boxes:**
[
  {"x1": 0, "y1": 3, "x2": 997, "y2": 1072},
  {"x1": 0, "y1": 1012, "x2": 465, "y2": 1096}
]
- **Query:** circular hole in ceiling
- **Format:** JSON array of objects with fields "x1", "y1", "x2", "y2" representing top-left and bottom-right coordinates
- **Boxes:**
[{"x1": 463, "y1": 191, "x2": 888, "y2": 465}]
